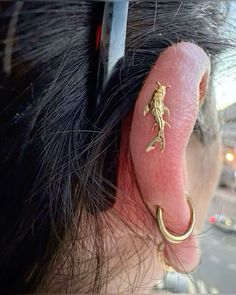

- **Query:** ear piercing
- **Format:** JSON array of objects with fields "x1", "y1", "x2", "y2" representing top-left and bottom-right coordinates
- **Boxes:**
[
  {"x1": 144, "y1": 81, "x2": 171, "y2": 152},
  {"x1": 157, "y1": 242, "x2": 175, "y2": 273},
  {"x1": 157, "y1": 240, "x2": 200, "y2": 274},
  {"x1": 156, "y1": 196, "x2": 196, "y2": 244}
]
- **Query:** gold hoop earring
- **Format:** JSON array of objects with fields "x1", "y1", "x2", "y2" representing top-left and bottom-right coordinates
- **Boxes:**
[
  {"x1": 156, "y1": 196, "x2": 195, "y2": 244},
  {"x1": 157, "y1": 242, "x2": 200, "y2": 274},
  {"x1": 157, "y1": 242, "x2": 175, "y2": 272}
]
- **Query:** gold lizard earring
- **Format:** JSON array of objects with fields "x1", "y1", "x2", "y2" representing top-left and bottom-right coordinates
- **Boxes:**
[
  {"x1": 144, "y1": 81, "x2": 171, "y2": 152},
  {"x1": 156, "y1": 196, "x2": 196, "y2": 244}
]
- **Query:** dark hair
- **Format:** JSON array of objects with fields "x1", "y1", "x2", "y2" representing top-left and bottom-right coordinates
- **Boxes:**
[{"x1": 0, "y1": 1, "x2": 235, "y2": 293}]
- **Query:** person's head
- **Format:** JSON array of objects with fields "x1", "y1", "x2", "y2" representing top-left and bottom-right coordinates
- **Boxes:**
[{"x1": 0, "y1": 1, "x2": 235, "y2": 293}]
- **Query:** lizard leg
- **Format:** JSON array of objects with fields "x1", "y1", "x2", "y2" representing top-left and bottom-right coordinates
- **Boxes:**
[
  {"x1": 164, "y1": 120, "x2": 171, "y2": 128},
  {"x1": 146, "y1": 135, "x2": 162, "y2": 152},
  {"x1": 152, "y1": 122, "x2": 158, "y2": 132},
  {"x1": 164, "y1": 106, "x2": 170, "y2": 117},
  {"x1": 144, "y1": 104, "x2": 150, "y2": 116}
]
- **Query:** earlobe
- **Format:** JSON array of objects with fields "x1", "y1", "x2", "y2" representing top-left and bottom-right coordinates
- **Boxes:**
[{"x1": 120, "y1": 42, "x2": 211, "y2": 272}]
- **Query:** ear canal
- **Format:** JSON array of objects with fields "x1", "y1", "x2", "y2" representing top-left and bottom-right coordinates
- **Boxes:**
[{"x1": 129, "y1": 42, "x2": 211, "y2": 272}]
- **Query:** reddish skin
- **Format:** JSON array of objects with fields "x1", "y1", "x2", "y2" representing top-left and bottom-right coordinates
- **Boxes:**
[{"x1": 114, "y1": 42, "x2": 211, "y2": 273}]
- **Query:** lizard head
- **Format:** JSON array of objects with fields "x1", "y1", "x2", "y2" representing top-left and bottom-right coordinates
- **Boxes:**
[{"x1": 156, "y1": 82, "x2": 171, "y2": 101}]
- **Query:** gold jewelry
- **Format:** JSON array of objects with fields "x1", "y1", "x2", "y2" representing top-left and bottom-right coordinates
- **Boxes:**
[
  {"x1": 157, "y1": 242, "x2": 175, "y2": 272},
  {"x1": 157, "y1": 242, "x2": 200, "y2": 274},
  {"x1": 144, "y1": 81, "x2": 171, "y2": 152},
  {"x1": 156, "y1": 197, "x2": 195, "y2": 244}
]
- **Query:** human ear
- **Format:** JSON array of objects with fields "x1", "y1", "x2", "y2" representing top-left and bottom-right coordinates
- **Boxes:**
[{"x1": 116, "y1": 42, "x2": 211, "y2": 272}]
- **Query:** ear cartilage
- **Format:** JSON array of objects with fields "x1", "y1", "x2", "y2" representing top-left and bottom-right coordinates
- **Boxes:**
[{"x1": 144, "y1": 81, "x2": 171, "y2": 152}]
